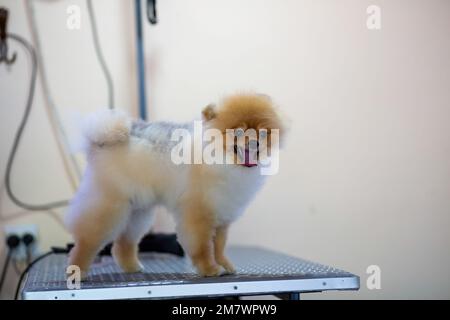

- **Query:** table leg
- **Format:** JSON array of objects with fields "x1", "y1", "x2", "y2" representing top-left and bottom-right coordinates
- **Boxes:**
[{"x1": 289, "y1": 292, "x2": 300, "y2": 300}]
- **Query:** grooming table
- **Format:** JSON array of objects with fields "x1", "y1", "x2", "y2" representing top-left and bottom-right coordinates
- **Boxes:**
[{"x1": 21, "y1": 246, "x2": 359, "y2": 300}]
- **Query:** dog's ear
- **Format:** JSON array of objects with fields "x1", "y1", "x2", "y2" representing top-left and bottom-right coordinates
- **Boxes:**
[{"x1": 202, "y1": 104, "x2": 217, "y2": 121}]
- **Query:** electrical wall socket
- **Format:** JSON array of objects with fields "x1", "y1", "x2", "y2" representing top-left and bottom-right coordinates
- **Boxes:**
[{"x1": 4, "y1": 224, "x2": 39, "y2": 262}]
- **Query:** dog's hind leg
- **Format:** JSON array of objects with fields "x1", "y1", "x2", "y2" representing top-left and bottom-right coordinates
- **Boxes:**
[
  {"x1": 112, "y1": 206, "x2": 154, "y2": 273},
  {"x1": 67, "y1": 188, "x2": 129, "y2": 279}
]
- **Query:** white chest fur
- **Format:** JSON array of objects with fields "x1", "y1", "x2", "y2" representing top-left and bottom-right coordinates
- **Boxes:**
[{"x1": 207, "y1": 166, "x2": 266, "y2": 226}]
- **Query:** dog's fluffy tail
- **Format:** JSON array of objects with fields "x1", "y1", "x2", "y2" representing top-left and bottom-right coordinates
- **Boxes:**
[{"x1": 82, "y1": 109, "x2": 131, "y2": 148}]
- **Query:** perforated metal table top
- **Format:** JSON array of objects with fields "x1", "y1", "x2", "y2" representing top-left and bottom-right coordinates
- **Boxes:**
[{"x1": 22, "y1": 246, "x2": 359, "y2": 300}]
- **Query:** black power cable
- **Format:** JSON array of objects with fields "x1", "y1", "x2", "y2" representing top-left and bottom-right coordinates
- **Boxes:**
[
  {"x1": 0, "y1": 251, "x2": 12, "y2": 295},
  {"x1": 14, "y1": 251, "x2": 53, "y2": 300},
  {"x1": 22, "y1": 233, "x2": 35, "y2": 265},
  {"x1": 0, "y1": 235, "x2": 21, "y2": 295}
]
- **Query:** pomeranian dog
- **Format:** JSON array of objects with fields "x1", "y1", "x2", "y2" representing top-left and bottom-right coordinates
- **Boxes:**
[{"x1": 65, "y1": 93, "x2": 285, "y2": 277}]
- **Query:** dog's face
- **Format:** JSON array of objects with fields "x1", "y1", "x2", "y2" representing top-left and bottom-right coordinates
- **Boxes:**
[{"x1": 202, "y1": 94, "x2": 285, "y2": 167}]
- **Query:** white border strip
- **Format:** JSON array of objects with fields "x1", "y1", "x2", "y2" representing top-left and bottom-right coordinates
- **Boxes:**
[{"x1": 24, "y1": 276, "x2": 359, "y2": 300}]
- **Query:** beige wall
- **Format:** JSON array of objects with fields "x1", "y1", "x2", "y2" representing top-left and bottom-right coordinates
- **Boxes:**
[{"x1": 1, "y1": 0, "x2": 449, "y2": 299}]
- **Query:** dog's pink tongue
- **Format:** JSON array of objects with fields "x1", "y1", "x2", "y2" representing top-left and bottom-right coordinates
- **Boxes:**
[{"x1": 243, "y1": 149, "x2": 257, "y2": 167}]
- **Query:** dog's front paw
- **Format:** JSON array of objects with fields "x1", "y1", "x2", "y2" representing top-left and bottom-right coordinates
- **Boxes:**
[
  {"x1": 196, "y1": 263, "x2": 222, "y2": 277},
  {"x1": 217, "y1": 256, "x2": 236, "y2": 275},
  {"x1": 121, "y1": 261, "x2": 144, "y2": 273}
]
